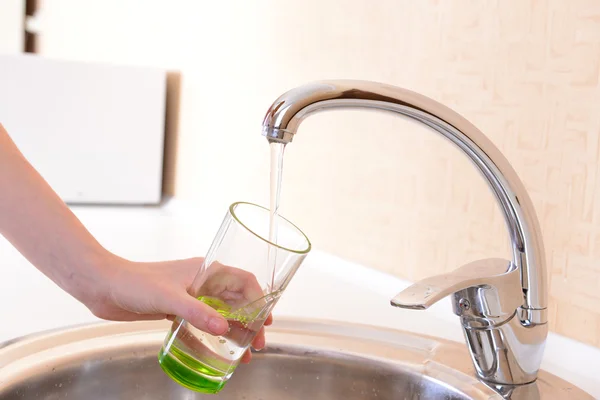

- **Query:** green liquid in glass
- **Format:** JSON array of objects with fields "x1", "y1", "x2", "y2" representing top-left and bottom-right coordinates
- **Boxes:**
[
  {"x1": 158, "y1": 343, "x2": 228, "y2": 394},
  {"x1": 158, "y1": 295, "x2": 271, "y2": 394}
]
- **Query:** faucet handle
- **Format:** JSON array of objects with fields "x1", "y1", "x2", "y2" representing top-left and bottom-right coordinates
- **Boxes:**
[{"x1": 391, "y1": 258, "x2": 523, "y2": 326}]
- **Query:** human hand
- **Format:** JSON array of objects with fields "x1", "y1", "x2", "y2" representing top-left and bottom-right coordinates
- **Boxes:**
[
  {"x1": 84, "y1": 255, "x2": 271, "y2": 364},
  {"x1": 194, "y1": 262, "x2": 276, "y2": 362},
  {"x1": 198, "y1": 262, "x2": 271, "y2": 311},
  {"x1": 0, "y1": 124, "x2": 269, "y2": 364}
]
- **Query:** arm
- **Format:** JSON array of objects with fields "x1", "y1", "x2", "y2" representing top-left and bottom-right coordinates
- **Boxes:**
[
  {"x1": 0, "y1": 124, "x2": 110, "y2": 301},
  {"x1": 0, "y1": 124, "x2": 246, "y2": 340}
]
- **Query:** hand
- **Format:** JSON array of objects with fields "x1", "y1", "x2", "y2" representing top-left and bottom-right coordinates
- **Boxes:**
[
  {"x1": 198, "y1": 262, "x2": 270, "y2": 311},
  {"x1": 0, "y1": 124, "x2": 269, "y2": 364},
  {"x1": 84, "y1": 255, "x2": 271, "y2": 364},
  {"x1": 195, "y1": 262, "x2": 275, "y2": 363}
]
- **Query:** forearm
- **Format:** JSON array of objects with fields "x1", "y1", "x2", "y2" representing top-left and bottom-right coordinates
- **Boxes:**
[{"x1": 0, "y1": 124, "x2": 113, "y2": 301}]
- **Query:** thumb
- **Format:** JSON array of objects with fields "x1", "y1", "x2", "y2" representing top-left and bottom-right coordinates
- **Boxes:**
[{"x1": 164, "y1": 292, "x2": 229, "y2": 336}]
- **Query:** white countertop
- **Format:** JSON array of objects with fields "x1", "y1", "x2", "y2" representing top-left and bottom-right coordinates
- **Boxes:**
[{"x1": 0, "y1": 200, "x2": 598, "y2": 398}]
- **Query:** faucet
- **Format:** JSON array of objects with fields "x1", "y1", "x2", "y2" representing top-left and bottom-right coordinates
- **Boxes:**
[{"x1": 261, "y1": 80, "x2": 548, "y2": 389}]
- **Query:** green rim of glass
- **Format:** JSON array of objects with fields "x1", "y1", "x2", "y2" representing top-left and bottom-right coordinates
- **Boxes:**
[{"x1": 229, "y1": 201, "x2": 312, "y2": 255}]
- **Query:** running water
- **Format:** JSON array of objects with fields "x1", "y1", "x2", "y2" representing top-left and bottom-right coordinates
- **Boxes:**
[{"x1": 267, "y1": 141, "x2": 286, "y2": 292}]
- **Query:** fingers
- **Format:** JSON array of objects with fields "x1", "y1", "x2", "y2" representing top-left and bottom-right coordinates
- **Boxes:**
[
  {"x1": 116, "y1": 313, "x2": 167, "y2": 321},
  {"x1": 240, "y1": 270, "x2": 265, "y2": 303},
  {"x1": 91, "y1": 307, "x2": 168, "y2": 322},
  {"x1": 242, "y1": 326, "x2": 266, "y2": 365},
  {"x1": 210, "y1": 263, "x2": 265, "y2": 302},
  {"x1": 162, "y1": 292, "x2": 229, "y2": 336},
  {"x1": 251, "y1": 326, "x2": 266, "y2": 351},
  {"x1": 265, "y1": 313, "x2": 273, "y2": 326},
  {"x1": 240, "y1": 349, "x2": 252, "y2": 364}
]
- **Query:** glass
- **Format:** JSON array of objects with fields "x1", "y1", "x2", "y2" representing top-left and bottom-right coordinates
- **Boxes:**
[{"x1": 157, "y1": 201, "x2": 311, "y2": 394}]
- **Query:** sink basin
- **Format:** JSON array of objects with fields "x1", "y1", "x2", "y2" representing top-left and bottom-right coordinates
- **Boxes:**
[{"x1": 0, "y1": 318, "x2": 592, "y2": 399}]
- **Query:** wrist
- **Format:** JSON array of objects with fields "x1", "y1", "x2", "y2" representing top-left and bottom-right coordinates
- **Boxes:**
[{"x1": 61, "y1": 246, "x2": 120, "y2": 308}]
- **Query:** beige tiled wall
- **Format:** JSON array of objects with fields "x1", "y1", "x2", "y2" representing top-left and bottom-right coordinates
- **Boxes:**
[
  {"x1": 265, "y1": 0, "x2": 600, "y2": 348},
  {"x1": 38, "y1": 0, "x2": 600, "y2": 347}
]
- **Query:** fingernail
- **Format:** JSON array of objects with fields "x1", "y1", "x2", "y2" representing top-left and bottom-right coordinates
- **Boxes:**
[
  {"x1": 208, "y1": 318, "x2": 228, "y2": 334},
  {"x1": 255, "y1": 339, "x2": 265, "y2": 351}
]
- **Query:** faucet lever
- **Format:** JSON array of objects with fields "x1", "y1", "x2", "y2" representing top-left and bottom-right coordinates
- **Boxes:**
[
  {"x1": 391, "y1": 258, "x2": 544, "y2": 386},
  {"x1": 391, "y1": 258, "x2": 523, "y2": 325}
]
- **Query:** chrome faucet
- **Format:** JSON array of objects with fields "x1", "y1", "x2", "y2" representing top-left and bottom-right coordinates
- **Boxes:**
[{"x1": 261, "y1": 80, "x2": 548, "y2": 390}]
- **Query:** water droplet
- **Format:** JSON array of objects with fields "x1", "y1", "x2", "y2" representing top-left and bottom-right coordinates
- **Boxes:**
[
  {"x1": 230, "y1": 350, "x2": 234, "y2": 355},
  {"x1": 219, "y1": 339, "x2": 226, "y2": 344}
]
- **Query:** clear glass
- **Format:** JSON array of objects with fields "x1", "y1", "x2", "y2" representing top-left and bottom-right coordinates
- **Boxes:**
[{"x1": 157, "y1": 201, "x2": 311, "y2": 394}]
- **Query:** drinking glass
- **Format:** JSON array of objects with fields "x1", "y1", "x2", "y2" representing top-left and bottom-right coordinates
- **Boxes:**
[{"x1": 158, "y1": 201, "x2": 311, "y2": 394}]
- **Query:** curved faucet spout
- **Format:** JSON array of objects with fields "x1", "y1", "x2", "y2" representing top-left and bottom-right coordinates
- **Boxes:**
[
  {"x1": 261, "y1": 80, "x2": 548, "y2": 387},
  {"x1": 262, "y1": 80, "x2": 546, "y2": 314}
]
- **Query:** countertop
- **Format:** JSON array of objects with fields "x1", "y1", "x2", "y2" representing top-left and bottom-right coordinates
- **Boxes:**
[{"x1": 0, "y1": 200, "x2": 598, "y2": 398}]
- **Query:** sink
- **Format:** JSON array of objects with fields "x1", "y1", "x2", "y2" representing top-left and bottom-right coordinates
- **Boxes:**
[{"x1": 0, "y1": 318, "x2": 591, "y2": 399}]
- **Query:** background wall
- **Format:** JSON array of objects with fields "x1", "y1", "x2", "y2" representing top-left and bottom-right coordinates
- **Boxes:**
[
  {"x1": 33, "y1": 0, "x2": 600, "y2": 347},
  {"x1": 0, "y1": 0, "x2": 25, "y2": 54}
]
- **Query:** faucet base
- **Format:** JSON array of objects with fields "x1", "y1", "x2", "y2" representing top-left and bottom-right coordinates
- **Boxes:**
[
  {"x1": 392, "y1": 258, "x2": 547, "y2": 387},
  {"x1": 460, "y1": 315, "x2": 547, "y2": 386}
]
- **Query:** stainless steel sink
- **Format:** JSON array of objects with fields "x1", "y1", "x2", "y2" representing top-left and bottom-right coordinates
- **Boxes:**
[{"x1": 0, "y1": 318, "x2": 592, "y2": 399}]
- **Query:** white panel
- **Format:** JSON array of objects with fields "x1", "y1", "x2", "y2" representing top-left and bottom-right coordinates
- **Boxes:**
[
  {"x1": 0, "y1": 0, "x2": 25, "y2": 54},
  {"x1": 0, "y1": 54, "x2": 166, "y2": 204}
]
